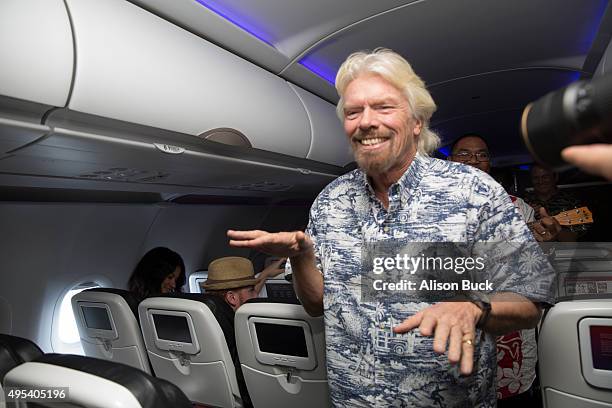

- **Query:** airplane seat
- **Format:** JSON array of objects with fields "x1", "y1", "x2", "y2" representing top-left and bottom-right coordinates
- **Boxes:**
[
  {"x1": 0, "y1": 334, "x2": 44, "y2": 408},
  {"x1": 539, "y1": 299, "x2": 612, "y2": 407},
  {"x1": 235, "y1": 299, "x2": 330, "y2": 408},
  {"x1": 71, "y1": 288, "x2": 152, "y2": 374},
  {"x1": 138, "y1": 293, "x2": 248, "y2": 408},
  {"x1": 3, "y1": 353, "x2": 191, "y2": 408}
]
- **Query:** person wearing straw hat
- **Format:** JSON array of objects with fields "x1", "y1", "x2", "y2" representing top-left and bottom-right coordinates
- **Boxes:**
[
  {"x1": 200, "y1": 256, "x2": 278, "y2": 408},
  {"x1": 201, "y1": 256, "x2": 285, "y2": 311}
]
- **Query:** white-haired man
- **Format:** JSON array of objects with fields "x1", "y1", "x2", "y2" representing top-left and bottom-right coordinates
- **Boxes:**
[{"x1": 228, "y1": 49, "x2": 554, "y2": 407}]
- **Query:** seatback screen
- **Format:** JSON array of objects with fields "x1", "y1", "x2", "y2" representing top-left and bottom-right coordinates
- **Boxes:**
[
  {"x1": 265, "y1": 283, "x2": 298, "y2": 301},
  {"x1": 254, "y1": 322, "x2": 308, "y2": 357},
  {"x1": 590, "y1": 325, "x2": 612, "y2": 371},
  {"x1": 153, "y1": 314, "x2": 192, "y2": 344},
  {"x1": 82, "y1": 306, "x2": 112, "y2": 331}
]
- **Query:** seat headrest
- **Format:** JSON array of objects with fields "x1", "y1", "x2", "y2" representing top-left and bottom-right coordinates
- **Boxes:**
[
  {"x1": 81, "y1": 288, "x2": 140, "y2": 320},
  {"x1": 33, "y1": 354, "x2": 191, "y2": 408},
  {"x1": 0, "y1": 334, "x2": 43, "y2": 383}
]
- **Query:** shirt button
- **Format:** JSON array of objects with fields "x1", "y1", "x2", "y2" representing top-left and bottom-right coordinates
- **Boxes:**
[{"x1": 384, "y1": 226, "x2": 389, "y2": 232}]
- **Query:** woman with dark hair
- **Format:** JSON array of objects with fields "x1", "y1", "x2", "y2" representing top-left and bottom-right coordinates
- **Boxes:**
[{"x1": 128, "y1": 247, "x2": 186, "y2": 301}]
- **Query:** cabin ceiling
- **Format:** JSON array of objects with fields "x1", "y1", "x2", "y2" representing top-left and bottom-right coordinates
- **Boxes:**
[{"x1": 131, "y1": 0, "x2": 611, "y2": 163}]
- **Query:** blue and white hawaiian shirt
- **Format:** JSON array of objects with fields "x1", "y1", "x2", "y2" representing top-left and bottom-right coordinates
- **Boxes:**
[{"x1": 305, "y1": 153, "x2": 555, "y2": 407}]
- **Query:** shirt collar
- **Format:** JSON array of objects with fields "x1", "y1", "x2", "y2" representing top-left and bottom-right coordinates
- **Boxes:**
[{"x1": 359, "y1": 152, "x2": 431, "y2": 199}]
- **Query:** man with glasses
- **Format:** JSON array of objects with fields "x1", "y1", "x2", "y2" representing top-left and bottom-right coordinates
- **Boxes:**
[
  {"x1": 449, "y1": 134, "x2": 558, "y2": 407},
  {"x1": 449, "y1": 135, "x2": 561, "y2": 242}
]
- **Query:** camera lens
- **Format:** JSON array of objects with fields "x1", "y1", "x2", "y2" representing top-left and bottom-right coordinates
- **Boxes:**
[{"x1": 521, "y1": 73, "x2": 612, "y2": 169}]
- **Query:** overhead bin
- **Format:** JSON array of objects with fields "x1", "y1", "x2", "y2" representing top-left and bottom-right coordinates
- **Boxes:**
[
  {"x1": 64, "y1": 0, "x2": 317, "y2": 159},
  {"x1": 288, "y1": 84, "x2": 352, "y2": 167},
  {"x1": 0, "y1": 0, "x2": 349, "y2": 193},
  {"x1": 0, "y1": 0, "x2": 73, "y2": 108},
  {"x1": 0, "y1": 111, "x2": 343, "y2": 195}
]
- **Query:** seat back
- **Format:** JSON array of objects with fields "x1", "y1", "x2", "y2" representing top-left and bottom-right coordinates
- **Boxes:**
[
  {"x1": 235, "y1": 300, "x2": 330, "y2": 408},
  {"x1": 139, "y1": 294, "x2": 244, "y2": 407},
  {"x1": 0, "y1": 334, "x2": 43, "y2": 408},
  {"x1": 539, "y1": 300, "x2": 612, "y2": 407},
  {"x1": 72, "y1": 288, "x2": 151, "y2": 374},
  {"x1": 4, "y1": 354, "x2": 191, "y2": 408}
]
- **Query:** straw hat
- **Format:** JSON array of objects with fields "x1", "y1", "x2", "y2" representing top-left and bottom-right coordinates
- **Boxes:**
[{"x1": 201, "y1": 256, "x2": 257, "y2": 291}]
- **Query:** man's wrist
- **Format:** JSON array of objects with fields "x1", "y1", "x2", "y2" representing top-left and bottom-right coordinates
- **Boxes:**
[
  {"x1": 467, "y1": 302, "x2": 484, "y2": 327},
  {"x1": 290, "y1": 248, "x2": 315, "y2": 263},
  {"x1": 457, "y1": 291, "x2": 492, "y2": 328}
]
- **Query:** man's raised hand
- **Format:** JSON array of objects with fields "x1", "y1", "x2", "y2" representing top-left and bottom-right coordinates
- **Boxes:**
[{"x1": 227, "y1": 230, "x2": 313, "y2": 258}]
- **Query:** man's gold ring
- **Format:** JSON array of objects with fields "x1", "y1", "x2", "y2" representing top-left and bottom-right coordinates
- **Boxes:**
[{"x1": 462, "y1": 338, "x2": 473, "y2": 346}]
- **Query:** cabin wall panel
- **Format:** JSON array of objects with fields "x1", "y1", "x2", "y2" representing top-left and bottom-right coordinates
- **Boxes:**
[
  {"x1": 141, "y1": 204, "x2": 308, "y2": 272},
  {"x1": 140, "y1": 205, "x2": 271, "y2": 273},
  {"x1": 0, "y1": 203, "x2": 159, "y2": 350},
  {"x1": 0, "y1": 201, "x2": 307, "y2": 350}
]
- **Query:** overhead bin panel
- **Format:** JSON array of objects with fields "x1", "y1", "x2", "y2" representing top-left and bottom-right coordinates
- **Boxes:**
[
  {"x1": 0, "y1": 0, "x2": 73, "y2": 107},
  {"x1": 0, "y1": 124, "x2": 339, "y2": 195},
  {"x1": 288, "y1": 84, "x2": 352, "y2": 167},
  {"x1": 65, "y1": 0, "x2": 311, "y2": 159}
]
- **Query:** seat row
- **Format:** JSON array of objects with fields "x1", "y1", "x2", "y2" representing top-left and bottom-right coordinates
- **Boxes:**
[
  {"x1": 70, "y1": 288, "x2": 329, "y2": 408},
  {"x1": 0, "y1": 333, "x2": 192, "y2": 408}
]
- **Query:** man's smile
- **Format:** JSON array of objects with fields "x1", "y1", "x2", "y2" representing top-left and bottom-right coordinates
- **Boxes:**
[{"x1": 358, "y1": 137, "x2": 389, "y2": 147}]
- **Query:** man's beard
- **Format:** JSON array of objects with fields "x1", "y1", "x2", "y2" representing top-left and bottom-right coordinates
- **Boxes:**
[{"x1": 351, "y1": 129, "x2": 395, "y2": 175}]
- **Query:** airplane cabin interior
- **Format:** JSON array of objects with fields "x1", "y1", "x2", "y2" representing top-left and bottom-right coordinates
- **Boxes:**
[{"x1": 1, "y1": 0, "x2": 612, "y2": 407}]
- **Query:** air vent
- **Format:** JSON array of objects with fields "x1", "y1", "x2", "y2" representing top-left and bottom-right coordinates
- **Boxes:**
[
  {"x1": 228, "y1": 181, "x2": 292, "y2": 192},
  {"x1": 198, "y1": 127, "x2": 252, "y2": 148},
  {"x1": 78, "y1": 167, "x2": 169, "y2": 182}
]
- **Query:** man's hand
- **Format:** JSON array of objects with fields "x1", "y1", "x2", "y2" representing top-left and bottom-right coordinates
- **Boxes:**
[
  {"x1": 530, "y1": 207, "x2": 561, "y2": 242},
  {"x1": 229, "y1": 230, "x2": 323, "y2": 316},
  {"x1": 562, "y1": 144, "x2": 612, "y2": 181},
  {"x1": 261, "y1": 258, "x2": 288, "y2": 279},
  {"x1": 393, "y1": 302, "x2": 482, "y2": 375},
  {"x1": 228, "y1": 230, "x2": 313, "y2": 258},
  {"x1": 254, "y1": 258, "x2": 287, "y2": 294}
]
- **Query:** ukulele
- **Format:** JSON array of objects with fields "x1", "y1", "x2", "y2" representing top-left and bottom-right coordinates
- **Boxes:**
[{"x1": 528, "y1": 206, "x2": 593, "y2": 228}]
